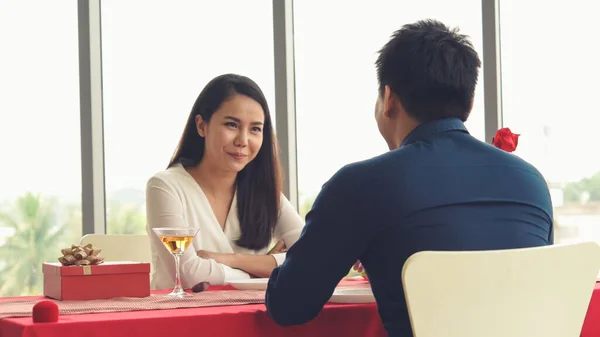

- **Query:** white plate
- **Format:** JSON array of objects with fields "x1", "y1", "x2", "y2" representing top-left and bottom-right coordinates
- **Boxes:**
[
  {"x1": 329, "y1": 288, "x2": 376, "y2": 303},
  {"x1": 227, "y1": 278, "x2": 270, "y2": 290}
]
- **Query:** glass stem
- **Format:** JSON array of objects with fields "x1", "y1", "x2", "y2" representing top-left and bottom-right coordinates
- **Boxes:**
[{"x1": 173, "y1": 253, "x2": 183, "y2": 294}]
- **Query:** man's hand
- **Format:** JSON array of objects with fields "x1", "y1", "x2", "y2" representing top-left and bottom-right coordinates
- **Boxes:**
[{"x1": 352, "y1": 260, "x2": 364, "y2": 273}]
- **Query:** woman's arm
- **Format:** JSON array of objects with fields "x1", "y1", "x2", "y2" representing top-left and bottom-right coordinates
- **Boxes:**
[
  {"x1": 196, "y1": 194, "x2": 305, "y2": 277},
  {"x1": 197, "y1": 250, "x2": 278, "y2": 278},
  {"x1": 146, "y1": 176, "x2": 250, "y2": 287},
  {"x1": 270, "y1": 194, "x2": 305, "y2": 264}
]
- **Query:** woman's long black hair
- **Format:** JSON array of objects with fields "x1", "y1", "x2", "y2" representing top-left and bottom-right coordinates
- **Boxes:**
[{"x1": 168, "y1": 74, "x2": 282, "y2": 250}]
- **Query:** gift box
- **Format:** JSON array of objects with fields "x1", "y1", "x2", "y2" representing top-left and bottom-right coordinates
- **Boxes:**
[{"x1": 43, "y1": 261, "x2": 151, "y2": 301}]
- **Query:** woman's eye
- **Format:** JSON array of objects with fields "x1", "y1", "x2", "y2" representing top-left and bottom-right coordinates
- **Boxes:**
[
  {"x1": 225, "y1": 122, "x2": 237, "y2": 128},
  {"x1": 252, "y1": 127, "x2": 262, "y2": 132}
]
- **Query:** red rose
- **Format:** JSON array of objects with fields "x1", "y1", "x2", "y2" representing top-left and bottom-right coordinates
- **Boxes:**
[{"x1": 492, "y1": 127, "x2": 520, "y2": 152}]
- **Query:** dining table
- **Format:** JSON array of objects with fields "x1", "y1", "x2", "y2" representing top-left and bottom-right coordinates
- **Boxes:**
[
  {"x1": 0, "y1": 279, "x2": 385, "y2": 337},
  {"x1": 2, "y1": 280, "x2": 600, "y2": 337},
  {"x1": 581, "y1": 282, "x2": 600, "y2": 336}
]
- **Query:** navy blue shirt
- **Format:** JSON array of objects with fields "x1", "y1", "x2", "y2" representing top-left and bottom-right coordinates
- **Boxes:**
[{"x1": 265, "y1": 118, "x2": 553, "y2": 337}]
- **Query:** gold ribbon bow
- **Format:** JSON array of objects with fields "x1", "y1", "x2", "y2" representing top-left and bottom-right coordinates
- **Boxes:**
[{"x1": 59, "y1": 243, "x2": 104, "y2": 266}]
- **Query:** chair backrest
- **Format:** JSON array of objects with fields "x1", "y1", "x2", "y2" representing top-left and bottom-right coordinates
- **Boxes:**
[
  {"x1": 80, "y1": 234, "x2": 151, "y2": 263},
  {"x1": 402, "y1": 242, "x2": 600, "y2": 337}
]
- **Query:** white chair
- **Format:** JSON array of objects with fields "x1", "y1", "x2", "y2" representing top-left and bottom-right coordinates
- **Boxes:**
[
  {"x1": 80, "y1": 234, "x2": 152, "y2": 263},
  {"x1": 402, "y1": 242, "x2": 600, "y2": 337}
]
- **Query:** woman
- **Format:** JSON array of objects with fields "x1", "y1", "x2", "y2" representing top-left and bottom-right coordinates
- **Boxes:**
[{"x1": 146, "y1": 74, "x2": 304, "y2": 290}]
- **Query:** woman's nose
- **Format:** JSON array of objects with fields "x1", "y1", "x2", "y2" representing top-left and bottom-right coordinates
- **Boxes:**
[{"x1": 234, "y1": 131, "x2": 248, "y2": 147}]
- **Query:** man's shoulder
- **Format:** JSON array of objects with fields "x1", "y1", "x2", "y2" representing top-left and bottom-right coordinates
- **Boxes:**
[
  {"x1": 481, "y1": 142, "x2": 547, "y2": 181},
  {"x1": 324, "y1": 148, "x2": 416, "y2": 187},
  {"x1": 325, "y1": 155, "x2": 387, "y2": 184},
  {"x1": 324, "y1": 138, "x2": 549, "y2": 190},
  {"x1": 336, "y1": 146, "x2": 420, "y2": 176}
]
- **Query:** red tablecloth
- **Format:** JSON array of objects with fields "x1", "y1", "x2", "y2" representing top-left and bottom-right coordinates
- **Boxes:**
[
  {"x1": 581, "y1": 282, "x2": 600, "y2": 337},
  {"x1": 0, "y1": 284, "x2": 386, "y2": 337},
  {"x1": 3, "y1": 282, "x2": 600, "y2": 337}
]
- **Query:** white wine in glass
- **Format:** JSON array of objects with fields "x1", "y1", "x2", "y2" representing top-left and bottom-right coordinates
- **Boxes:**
[
  {"x1": 152, "y1": 227, "x2": 200, "y2": 298},
  {"x1": 160, "y1": 235, "x2": 194, "y2": 254}
]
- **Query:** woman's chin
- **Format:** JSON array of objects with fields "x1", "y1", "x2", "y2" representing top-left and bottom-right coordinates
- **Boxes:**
[{"x1": 225, "y1": 162, "x2": 248, "y2": 173}]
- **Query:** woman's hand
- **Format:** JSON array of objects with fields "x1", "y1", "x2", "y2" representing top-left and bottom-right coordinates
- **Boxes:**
[
  {"x1": 267, "y1": 240, "x2": 287, "y2": 254},
  {"x1": 197, "y1": 250, "x2": 237, "y2": 268}
]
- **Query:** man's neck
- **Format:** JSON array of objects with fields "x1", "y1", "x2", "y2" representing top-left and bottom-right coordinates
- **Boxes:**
[{"x1": 388, "y1": 118, "x2": 420, "y2": 150}]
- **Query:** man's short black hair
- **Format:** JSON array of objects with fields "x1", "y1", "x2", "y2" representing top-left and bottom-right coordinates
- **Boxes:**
[{"x1": 376, "y1": 19, "x2": 481, "y2": 123}]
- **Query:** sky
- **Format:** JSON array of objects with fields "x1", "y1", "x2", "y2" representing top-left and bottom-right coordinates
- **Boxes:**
[{"x1": 0, "y1": 0, "x2": 599, "y2": 205}]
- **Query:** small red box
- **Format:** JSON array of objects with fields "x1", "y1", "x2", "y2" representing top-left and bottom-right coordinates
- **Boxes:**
[{"x1": 42, "y1": 262, "x2": 150, "y2": 301}]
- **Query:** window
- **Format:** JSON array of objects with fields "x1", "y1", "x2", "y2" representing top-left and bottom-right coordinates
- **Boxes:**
[
  {"x1": 0, "y1": 1, "x2": 81, "y2": 296},
  {"x1": 293, "y1": 1, "x2": 485, "y2": 215},
  {"x1": 101, "y1": 0, "x2": 275, "y2": 234},
  {"x1": 500, "y1": 0, "x2": 600, "y2": 244}
]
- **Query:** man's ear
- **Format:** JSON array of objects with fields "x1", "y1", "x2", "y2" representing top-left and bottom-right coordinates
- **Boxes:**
[
  {"x1": 382, "y1": 85, "x2": 396, "y2": 119},
  {"x1": 195, "y1": 115, "x2": 206, "y2": 137},
  {"x1": 465, "y1": 96, "x2": 475, "y2": 120}
]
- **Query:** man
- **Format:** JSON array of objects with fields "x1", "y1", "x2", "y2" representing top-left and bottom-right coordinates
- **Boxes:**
[{"x1": 265, "y1": 19, "x2": 553, "y2": 337}]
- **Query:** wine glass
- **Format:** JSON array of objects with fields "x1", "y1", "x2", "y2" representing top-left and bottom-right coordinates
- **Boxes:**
[{"x1": 152, "y1": 227, "x2": 200, "y2": 298}]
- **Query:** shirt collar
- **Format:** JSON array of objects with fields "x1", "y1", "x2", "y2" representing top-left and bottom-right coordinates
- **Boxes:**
[{"x1": 401, "y1": 118, "x2": 469, "y2": 146}]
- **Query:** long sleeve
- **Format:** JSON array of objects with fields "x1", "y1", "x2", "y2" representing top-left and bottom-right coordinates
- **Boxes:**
[
  {"x1": 271, "y1": 194, "x2": 305, "y2": 266},
  {"x1": 146, "y1": 176, "x2": 250, "y2": 289},
  {"x1": 265, "y1": 165, "x2": 374, "y2": 326}
]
